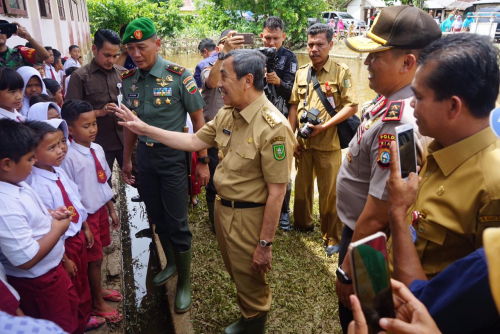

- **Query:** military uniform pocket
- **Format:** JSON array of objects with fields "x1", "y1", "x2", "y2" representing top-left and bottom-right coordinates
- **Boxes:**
[
  {"x1": 231, "y1": 146, "x2": 258, "y2": 175},
  {"x1": 416, "y1": 218, "x2": 447, "y2": 276}
]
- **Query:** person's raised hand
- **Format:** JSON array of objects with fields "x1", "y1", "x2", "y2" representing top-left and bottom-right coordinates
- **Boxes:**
[
  {"x1": 222, "y1": 31, "x2": 244, "y2": 54},
  {"x1": 386, "y1": 141, "x2": 420, "y2": 215},
  {"x1": 13, "y1": 22, "x2": 31, "y2": 40},
  {"x1": 379, "y1": 279, "x2": 441, "y2": 334},
  {"x1": 112, "y1": 104, "x2": 149, "y2": 136}
]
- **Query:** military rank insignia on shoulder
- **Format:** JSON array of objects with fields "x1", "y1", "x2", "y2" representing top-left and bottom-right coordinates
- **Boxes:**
[
  {"x1": 261, "y1": 107, "x2": 282, "y2": 129},
  {"x1": 121, "y1": 68, "x2": 136, "y2": 79},
  {"x1": 167, "y1": 64, "x2": 185, "y2": 75},
  {"x1": 382, "y1": 101, "x2": 404, "y2": 122}
]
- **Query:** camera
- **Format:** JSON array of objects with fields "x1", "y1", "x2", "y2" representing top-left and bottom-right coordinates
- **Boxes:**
[
  {"x1": 298, "y1": 108, "x2": 323, "y2": 139},
  {"x1": 258, "y1": 47, "x2": 279, "y2": 74},
  {"x1": 0, "y1": 23, "x2": 17, "y2": 38}
]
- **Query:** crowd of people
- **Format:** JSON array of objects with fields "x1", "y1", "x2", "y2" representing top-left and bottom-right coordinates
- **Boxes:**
[{"x1": 1, "y1": 4, "x2": 500, "y2": 334}]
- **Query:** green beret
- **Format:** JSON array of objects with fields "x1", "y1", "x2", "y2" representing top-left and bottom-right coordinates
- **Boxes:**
[{"x1": 122, "y1": 17, "x2": 157, "y2": 44}]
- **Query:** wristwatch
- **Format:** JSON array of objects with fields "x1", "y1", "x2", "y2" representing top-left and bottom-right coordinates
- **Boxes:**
[
  {"x1": 198, "y1": 156, "x2": 210, "y2": 164},
  {"x1": 259, "y1": 239, "x2": 273, "y2": 248},
  {"x1": 218, "y1": 52, "x2": 225, "y2": 61},
  {"x1": 336, "y1": 265, "x2": 352, "y2": 284}
]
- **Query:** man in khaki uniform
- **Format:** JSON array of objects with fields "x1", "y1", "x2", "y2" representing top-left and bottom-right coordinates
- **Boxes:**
[
  {"x1": 288, "y1": 23, "x2": 358, "y2": 255},
  {"x1": 114, "y1": 49, "x2": 296, "y2": 334},
  {"x1": 386, "y1": 33, "x2": 500, "y2": 280}
]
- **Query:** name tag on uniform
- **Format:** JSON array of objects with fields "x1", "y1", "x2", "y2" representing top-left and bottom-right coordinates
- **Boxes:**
[
  {"x1": 128, "y1": 93, "x2": 139, "y2": 98},
  {"x1": 327, "y1": 96, "x2": 336, "y2": 109},
  {"x1": 223, "y1": 128, "x2": 231, "y2": 135}
]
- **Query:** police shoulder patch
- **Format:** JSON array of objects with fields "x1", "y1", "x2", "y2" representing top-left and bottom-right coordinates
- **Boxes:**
[
  {"x1": 167, "y1": 64, "x2": 185, "y2": 75},
  {"x1": 377, "y1": 133, "x2": 395, "y2": 169},
  {"x1": 121, "y1": 68, "x2": 136, "y2": 79},
  {"x1": 382, "y1": 101, "x2": 404, "y2": 122}
]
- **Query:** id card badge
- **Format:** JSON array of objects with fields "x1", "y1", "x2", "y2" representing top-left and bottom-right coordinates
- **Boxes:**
[
  {"x1": 117, "y1": 82, "x2": 123, "y2": 108},
  {"x1": 327, "y1": 96, "x2": 336, "y2": 109}
]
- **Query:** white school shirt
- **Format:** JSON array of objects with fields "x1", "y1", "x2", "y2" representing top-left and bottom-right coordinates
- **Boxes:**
[
  {"x1": 61, "y1": 142, "x2": 113, "y2": 214},
  {"x1": 63, "y1": 57, "x2": 80, "y2": 72},
  {"x1": 44, "y1": 64, "x2": 57, "y2": 81},
  {"x1": 0, "y1": 181, "x2": 65, "y2": 278},
  {"x1": 0, "y1": 262, "x2": 20, "y2": 301},
  {"x1": 27, "y1": 166, "x2": 88, "y2": 239},
  {"x1": 0, "y1": 107, "x2": 25, "y2": 122}
]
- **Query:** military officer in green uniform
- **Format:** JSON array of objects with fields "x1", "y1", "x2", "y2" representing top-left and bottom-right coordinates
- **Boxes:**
[{"x1": 119, "y1": 18, "x2": 209, "y2": 313}]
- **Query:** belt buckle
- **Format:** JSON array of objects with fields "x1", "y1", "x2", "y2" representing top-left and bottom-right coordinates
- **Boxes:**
[
  {"x1": 146, "y1": 142, "x2": 154, "y2": 147},
  {"x1": 215, "y1": 195, "x2": 221, "y2": 203}
]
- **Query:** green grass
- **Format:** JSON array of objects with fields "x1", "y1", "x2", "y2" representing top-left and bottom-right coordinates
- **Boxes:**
[{"x1": 188, "y1": 189, "x2": 342, "y2": 333}]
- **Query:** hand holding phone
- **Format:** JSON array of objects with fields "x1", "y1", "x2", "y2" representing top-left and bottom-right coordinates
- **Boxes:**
[
  {"x1": 395, "y1": 123, "x2": 417, "y2": 180},
  {"x1": 233, "y1": 33, "x2": 254, "y2": 45},
  {"x1": 349, "y1": 232, "x2": 395, "y2": 333}
]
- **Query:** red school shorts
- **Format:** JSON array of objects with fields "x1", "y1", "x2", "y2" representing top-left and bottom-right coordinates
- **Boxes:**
[
  {"x1": 7, "y1": 263, "x2": 79, "y2": 334},
  {"x1": 86, "y1": 205, "x2": 111, "y2": 262},
  {"x1": 65, "y1": 231, "x2": 92, "y2": 334}
]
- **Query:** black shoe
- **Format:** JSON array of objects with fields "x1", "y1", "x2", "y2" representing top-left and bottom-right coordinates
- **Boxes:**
[
  {"x1": 279, "y1": 213, "x2": 291, "y2": 231},
  {"x1": 294, "y1": 225, "x2": 314, "y2": 233},
  {"x1": 135, "y1": 228, "x2": 153, "y2": 239},
  {"x1": 131, "y1": 195, "x2": 143, "y2": 203}
]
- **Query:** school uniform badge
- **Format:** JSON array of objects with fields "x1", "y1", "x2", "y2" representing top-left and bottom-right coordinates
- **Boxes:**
[
  {"x1": 377, "y1": 133, "x2": 395, "y2": 168},
  {"x1": 273, "y1": 143, "x2": 286, "y2": 161}
]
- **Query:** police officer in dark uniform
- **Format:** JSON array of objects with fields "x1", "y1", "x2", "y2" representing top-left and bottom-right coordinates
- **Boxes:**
[
  {"x1": 119, "y1": 18, "x2": 208, "y2": 314},
  {"x1": 260, "y1": 16, "x2": 298, "y2": 230}
]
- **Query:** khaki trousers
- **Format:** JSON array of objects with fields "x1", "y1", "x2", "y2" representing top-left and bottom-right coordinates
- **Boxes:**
[
  {"x1": 214, "y1": 200, "x2": 271, "y2": 319},
  {"x1": 293, "y1": 148, "x2": 343, "y2": 245}
]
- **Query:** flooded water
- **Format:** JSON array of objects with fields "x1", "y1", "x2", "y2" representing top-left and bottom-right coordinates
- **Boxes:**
[
  {"x1": 118, "y1": 180, "x2": 174, "y2": 334},
  {"x1": 164, "y1": 51, "x2": 377, "y2": 104}
]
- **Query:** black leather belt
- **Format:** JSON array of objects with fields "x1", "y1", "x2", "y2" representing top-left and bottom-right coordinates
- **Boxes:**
[
  {"x1": 216, "y1": 195, "x2": 265, "y2": 209},
  {"x1": 139, "y1": 141, "x2": 167, "y2": 148}
]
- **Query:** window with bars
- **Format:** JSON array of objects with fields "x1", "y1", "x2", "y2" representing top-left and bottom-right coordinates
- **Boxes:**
[
  {"x1": 3, "y1": 0, "x2": 28, "y2": 16},
  {"x1": 57, "y1": 0, "x2": 65, "y2": 20},
  {"x1": 38, "y1": 0, "x2": 52, "y2": 18},
  {"x1": 68, "y1": 0, "x2": 73, "y2": 20}
]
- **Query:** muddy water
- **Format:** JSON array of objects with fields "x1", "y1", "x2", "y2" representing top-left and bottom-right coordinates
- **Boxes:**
[
  {"x1": 163, "y1": 51, "x2": 377, "y2": 104},
  {"x1": 118, "y1": 180, "x2": 174, "y2": 334}
]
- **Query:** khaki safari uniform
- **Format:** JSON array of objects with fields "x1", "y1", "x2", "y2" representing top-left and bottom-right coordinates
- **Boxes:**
[
  {"x1": 121, "y1": 55, "x2": 205, "y2": 251},
  {"x1": 196, "y1": 93, "x2": 296, "y2": 318},
  {"x1": 337, "y1": 85, "x2": 427, "y2": 231},
  {"x1": 389, "y1": 127, "x2": 500, "y2": 278},
  {"x1": 289, "y1": 58, "x2": 358, "y2": 245}
]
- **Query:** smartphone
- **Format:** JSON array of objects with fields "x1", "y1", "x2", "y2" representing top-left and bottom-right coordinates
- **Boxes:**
[
  {"x1": 0, "y1": 23, "x2": 17, "y2": 36},
  {"x1": 233, "y1": 33, "x2": 254, "y2": 45},
  {"x1": 395, "y1": 123, "x2": 417, "y2": 180},
  {"x1": 349, "y1": 232, "x2": 395, "y2": 334}
]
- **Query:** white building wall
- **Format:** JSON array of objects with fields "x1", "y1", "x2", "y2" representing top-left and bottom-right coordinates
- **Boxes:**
[
  {"x1": 2, "y1": 0, "x2": 91, "y2": 62},
  {"x1": 347, "y1": 0, "x2": 364, "y2": 20}
]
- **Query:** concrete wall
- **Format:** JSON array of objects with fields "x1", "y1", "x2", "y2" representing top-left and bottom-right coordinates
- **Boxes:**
[
  {"x1": 347, "y1": 0, "x2": 365, "y2": 20},
  {"x1": 2, "y1": 0, "x2": 91, "y2": 62}
]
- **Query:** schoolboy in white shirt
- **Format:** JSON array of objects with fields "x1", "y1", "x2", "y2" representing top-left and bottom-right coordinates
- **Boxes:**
[
  {"x1": 26, "y1": 121, "x2": 106, "y2": 333},
  {"x1": 0, "y1": 119, "x2": 77, "y2": 333},
  {"x1": 61, "y1": 100, "x2": 122, "y2": 323}
]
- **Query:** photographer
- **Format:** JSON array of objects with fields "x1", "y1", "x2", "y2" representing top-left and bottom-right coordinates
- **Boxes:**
[
  {"x1": 288, "y1": 23, "x2": 358, "y2": 255},
  {"x1": 260, "y1": 16, "x2": 298, "y2": 230},
  {"x1": 0, "y1": 20, "x2": 50, "y2": 70}
]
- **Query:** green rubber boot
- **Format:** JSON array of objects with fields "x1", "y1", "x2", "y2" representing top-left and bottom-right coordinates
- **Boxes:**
[
  {"x1": 243, "y1": 313, "x2": 267, "y2": 333},
  {"x1": 223, "y1": 317, "x2": 244, "y2": 334},
  {"x1": 207, "y1": 201, "x2": 215, "y2": 233},
  {"x1": 174, "y1": 249, "x2": 192, "y2": 313},
  {"x1": 153, "y1": 235, "x2": 177, "y2": 286}
]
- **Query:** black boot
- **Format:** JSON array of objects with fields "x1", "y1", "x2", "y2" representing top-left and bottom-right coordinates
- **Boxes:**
[
  {"x1": 279, "y1": 212, "x2": 291, "y2": 231},
  {"x1": 207, "y1": 201, "x2": 215, "y2": 233},
  {"x1": 243, "y1": 313, "x2": 267, "y2": 333},
  {"x1": 223, "y1": 317, "x2": 244, "y2": 334},
  {"x1": 152, "y1": 235, "x2": 177, "y2": 286},
  {"x1": 174, "y1": 249, "x2": 192, "y2": 313}
]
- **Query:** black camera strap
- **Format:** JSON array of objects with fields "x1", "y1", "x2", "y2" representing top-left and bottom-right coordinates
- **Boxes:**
[{"x1": 308, "y1": 65, "x2": 337, "y2": 119}]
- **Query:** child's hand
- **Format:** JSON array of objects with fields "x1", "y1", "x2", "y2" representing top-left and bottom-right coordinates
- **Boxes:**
[
  {"x1": 49, "y1": 206, "x2": 72, "y2": 220},
  {"x1": 110, "y1": 212, "x2": 120, "y2": 230},
  {"x1": 53, "y1": 218, "x2": 71, "y2": 236},
  {"x1": 63, "y1": 258, "x2": 78, "y2": 278},
  {"x1": 84, "y1": 228, "x2": 94, "y2": 249}
]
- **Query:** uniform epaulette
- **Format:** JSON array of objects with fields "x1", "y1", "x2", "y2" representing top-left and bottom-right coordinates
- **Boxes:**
[
  {"x1": 167, "y1": 64, "x2": 185, "y2": 75},
  {"x1": 382, "y1": 100, "x2": 404, "y2": 122},
  {"x1": 121, "y1": 68, "x2": 136, "y2": 79},
  {"x1": 261, "y1": 107, "x2": 282, "y2": 129},
  {"x1": 299, "y1": 63, "x2": 309, "y2": 69}
]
